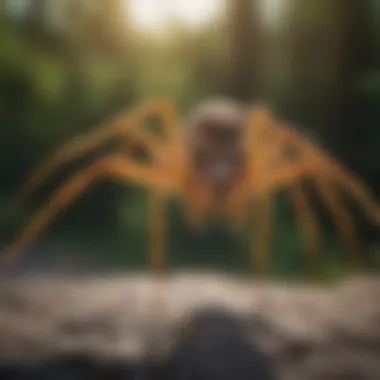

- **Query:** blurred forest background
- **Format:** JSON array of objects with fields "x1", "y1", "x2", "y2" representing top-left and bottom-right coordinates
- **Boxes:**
[{"x1": 0, "y1": 0, "x2": 380, "y2": 279}]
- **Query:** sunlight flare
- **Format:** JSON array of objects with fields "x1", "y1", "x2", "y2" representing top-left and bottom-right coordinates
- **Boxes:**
[{"x1": 127, "y1": 0, "x2": 222, "y2": 30}]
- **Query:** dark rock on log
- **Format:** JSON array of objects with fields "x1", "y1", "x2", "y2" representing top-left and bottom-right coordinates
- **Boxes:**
[{"x1": 162, "y1": 307, "x2": 277, "y2": 380}]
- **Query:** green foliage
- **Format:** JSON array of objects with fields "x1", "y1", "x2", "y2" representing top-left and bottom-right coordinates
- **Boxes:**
[{"x1": 0, "y1": 0, "x2": 379, "y2": 279}]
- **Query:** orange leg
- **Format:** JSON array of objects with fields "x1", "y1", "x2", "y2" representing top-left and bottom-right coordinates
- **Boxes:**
[
  {"x1": 224, "y1": 176, "x2": 251, "y2": 230},
  {"x1": 148, "y1": 191, "x2": 167, "y2": 273},
  {"x1": 15, "y1": 99, "x2": 181, "y2": 203},
  {"x1": 333, "y1": 166, "x2": 380, "y2": 227},
  {"x1": 277, "y1": 122, "x2": 380, "y2": 226},
  {"x1": 1, "y1": 156, "x2": 177, "y2": 272},
  {"x1": 244, "y1": 111, "x2": 380, "y2": 276},
  {"x1": 183, "y1": 184, "x2": 212, "y2": 229},
  {"x1": 250, "y1": 194, "x2": 273, "y2": 275},
  {"x1": 243, "y1": 107, "x2": 277, "y2": 275},
  {"x1": 314, "y1": 178, "x2": 363, "y2": 270},
  {"x1": 290, "y1": 182, "x2": 322, "y2": 278}
]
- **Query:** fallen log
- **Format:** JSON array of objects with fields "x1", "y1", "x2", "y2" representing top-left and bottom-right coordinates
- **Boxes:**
[{"x1": 0, "y1": 272, "x2": 379, "y2": 380}]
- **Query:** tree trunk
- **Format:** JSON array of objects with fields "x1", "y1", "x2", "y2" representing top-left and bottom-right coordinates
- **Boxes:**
[
  {"x1": 225, "y1": 0, "x2": 263, "y2": 102},
  {"x1": 284, "y1": 0, "x2": 374, "y2": 165}
]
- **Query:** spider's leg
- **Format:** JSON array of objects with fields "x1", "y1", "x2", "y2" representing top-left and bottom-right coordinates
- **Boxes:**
[
  {"x1": 224, "y1": 177, "x2": 251, "y2": 229},
  {"x1": 1, "y1": 155, "x2": 177, "y2": 272},
  {"x1": 290, "y1": 182, "x2": 322, "y2": 278},
  {"x1": 277, "y1": 125, "x2": 373, "y2": 267},
  {"x1": 314, "y1": 178, "x2": 363, "y2": 269},
  {"x1": 183, "y1": 183, "x2": 212, "y2": 228},
  {"x1": 250, "y1": 195, "x2": 273, "y2": 275},
  {"x1": 148, "y1": 191, "x2": 167, "y2": 273},
  {"x1": 150, "y1": 99, "x2": 182, "y2": 149},
  {"x1": 260, "y1": 127, "x2": 361, "y2": 271},
  {"x1": 332, "y1": 166, "x2": 380, "y2": 227},
  {"x1": 15, "y1": 98, "x2": 179, "y2": 203},
  {"x1": 246, "y1": 118, "x2": 318, "y2": 275},
  {"x1": 226, "y1": 196, "x2": 247, "y2": 229},
  {"x1": 243, "y1": 106, "x2": 277, "y2": 275},
  {"x1": 278, "y1": 124, "x2": 380, "y2": 226}
]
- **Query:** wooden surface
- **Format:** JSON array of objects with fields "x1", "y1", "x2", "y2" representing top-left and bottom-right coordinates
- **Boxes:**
[{"x1": 0, "y1": 272, "x2": 379, "y2": 379}]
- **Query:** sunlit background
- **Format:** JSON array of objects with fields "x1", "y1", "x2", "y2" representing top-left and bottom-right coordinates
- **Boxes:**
[
  {"x1": 128, "y1": 0, "x2": 222, "y2": 30},
  {"x1": 0, "y1": 0, "x2": 380, "y2": 278}
]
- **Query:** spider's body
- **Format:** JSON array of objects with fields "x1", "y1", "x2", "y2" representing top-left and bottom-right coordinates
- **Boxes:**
[
  {"x1": 2, "y1": 98, "x2": 380, "y2": 275},
  {"x1": 185, "y1": 98, "x2": 246, "y2": 192},
  {"x1": 182, "y1": 98, "x2": 250, "y2": 225}
]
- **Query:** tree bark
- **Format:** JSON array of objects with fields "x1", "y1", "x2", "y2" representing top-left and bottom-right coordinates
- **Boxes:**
[{"x1": 226, "y1": 0, "x2": 263, "y2": 102}]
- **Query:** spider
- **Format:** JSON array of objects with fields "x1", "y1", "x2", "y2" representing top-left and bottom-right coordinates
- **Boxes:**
[{"x1": 2, "y1": 97, "x2": 380, "y2": 276}]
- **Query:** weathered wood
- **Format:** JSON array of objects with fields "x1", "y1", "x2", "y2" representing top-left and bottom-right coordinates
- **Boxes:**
[{"x1": 0, "y1": 272, "x2": 379, "y2": 380}]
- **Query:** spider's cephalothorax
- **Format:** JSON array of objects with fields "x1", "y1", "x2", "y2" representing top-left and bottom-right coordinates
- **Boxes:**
[
  {"x1": 185, "y1": 98, "x2": 247, "y2": 194},
  {"x1": 2, "y1": 98, "x2": 380, "y2": 276}
]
